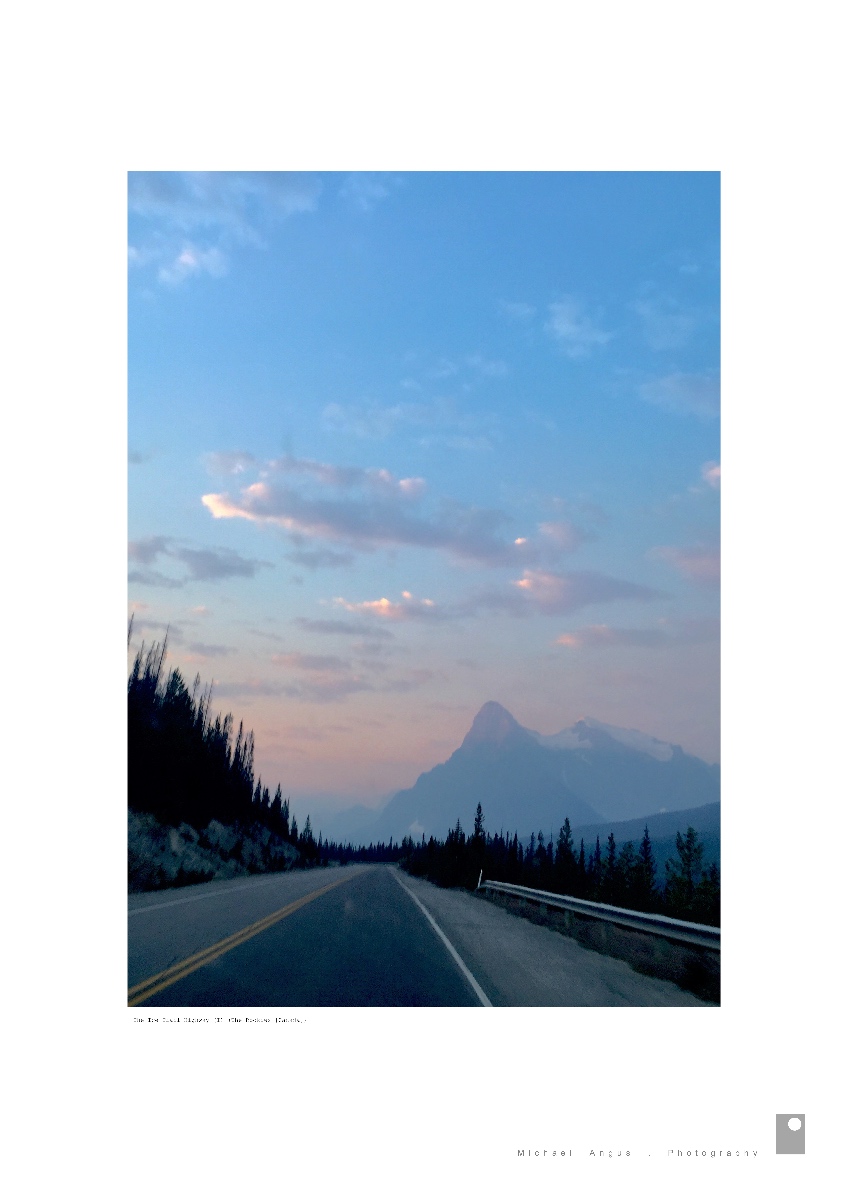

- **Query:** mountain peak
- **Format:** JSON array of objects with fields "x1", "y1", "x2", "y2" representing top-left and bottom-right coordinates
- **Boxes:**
[{"x1": 462, "y1": 701, "x2": 524, "y2": 747}]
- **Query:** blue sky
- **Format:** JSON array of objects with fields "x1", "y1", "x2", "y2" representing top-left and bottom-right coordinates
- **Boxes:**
[{"x1": 128, "y1": 171, "x2": 719, "y2": 816}]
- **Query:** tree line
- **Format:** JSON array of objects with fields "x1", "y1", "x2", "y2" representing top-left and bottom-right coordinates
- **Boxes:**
[
  {"x1": 399, "y1": 803, "x2": 719, "y2": 925},
  {"x1": 128, "y1": 630, "x2": 403, "y2": 884}
]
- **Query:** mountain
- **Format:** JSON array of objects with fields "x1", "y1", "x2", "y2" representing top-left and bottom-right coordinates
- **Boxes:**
[{"x1": 339, "y1": 702, "x2": 719, "y2": 843}]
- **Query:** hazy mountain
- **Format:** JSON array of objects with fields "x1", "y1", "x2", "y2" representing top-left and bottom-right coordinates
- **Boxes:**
[{"x1": 341, "y1": 702, "x2": 719, "y2": 843}]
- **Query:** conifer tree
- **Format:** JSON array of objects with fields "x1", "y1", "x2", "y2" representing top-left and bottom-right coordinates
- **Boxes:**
[
  {"x1": 635, "y1": 825, "x2": 657, "y2": 910},
  {"x1": 665, "y1": 826, "x2": 705, "y2": 918}
]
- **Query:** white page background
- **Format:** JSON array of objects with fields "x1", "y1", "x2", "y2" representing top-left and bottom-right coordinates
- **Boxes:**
[{"x1": 5, "y1": 3, "x2": 840, "y2": 1196}]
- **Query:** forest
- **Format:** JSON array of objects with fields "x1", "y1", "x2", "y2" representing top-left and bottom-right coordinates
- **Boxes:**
[
  {"x1": 399, "y1": 803, "x2": 720, "y2": 926},
  {"x1": 127, "y1": 630, "x2": 400, "y2": 889},
  {"x1": 128, "y1": 629, "x2": 718, "y2": 926}
]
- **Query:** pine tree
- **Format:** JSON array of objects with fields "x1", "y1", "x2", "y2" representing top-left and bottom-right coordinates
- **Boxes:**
[
  {"x1": 615, "y1": 841, "x2": 638, "y2": 907},
  {"x1": 603, "y1": 831, "x2": 617, "y2": 899},
  {"x1": 635, "y1": 825, "x2": 657, "y2": 910},
  {"x1": 665, "y1": 826, "x2": 705, "y2": 918}
]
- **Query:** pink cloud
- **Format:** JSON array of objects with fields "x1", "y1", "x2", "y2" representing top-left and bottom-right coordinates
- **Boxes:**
[
  {"x1": 334, "y1": 593, "x2": 439, "y2": 621},
  {"x1": 512, "y1": 569, "x2": 663, "y2": 613},
  {"x1": 652, "y1": 544, "x2": 720, "y2": 588},
  {"x1": 701, "y1": 461, "x2": 721, "y2": 489}
]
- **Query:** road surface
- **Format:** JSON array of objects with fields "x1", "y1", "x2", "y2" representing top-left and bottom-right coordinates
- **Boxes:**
[{"x1": 128, "y1": 864, "x2": 712, "y2": 1007}]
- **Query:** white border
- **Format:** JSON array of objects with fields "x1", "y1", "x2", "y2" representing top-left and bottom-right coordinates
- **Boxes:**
[{"x1": 7, "y1": 2, "x2": 841, "y2": 1194}]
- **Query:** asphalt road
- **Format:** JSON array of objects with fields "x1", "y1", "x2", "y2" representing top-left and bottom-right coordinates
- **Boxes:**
[{"x1": 128, "y1": 864, "x2": 712, "y2": 1007}]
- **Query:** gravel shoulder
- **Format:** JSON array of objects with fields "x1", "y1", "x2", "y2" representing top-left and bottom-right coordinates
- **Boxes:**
[{"x1": 395, "y1": 868, "x2": 714, "y2": 1007}]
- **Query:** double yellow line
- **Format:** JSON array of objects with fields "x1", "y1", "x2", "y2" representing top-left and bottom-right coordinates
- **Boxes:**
[{"x1": 128, "y1": 873, "x2": 359, "y2": 1006}]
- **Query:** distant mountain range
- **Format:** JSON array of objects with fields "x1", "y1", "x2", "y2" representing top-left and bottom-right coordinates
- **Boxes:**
[{"x1": 329, "y1": 702, "x2": 719, "y2": 844}]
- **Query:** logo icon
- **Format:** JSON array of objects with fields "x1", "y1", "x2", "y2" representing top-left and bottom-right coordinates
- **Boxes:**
[{"x1": 776, "y1": 1114, "x2": 805, "y2": 1154}]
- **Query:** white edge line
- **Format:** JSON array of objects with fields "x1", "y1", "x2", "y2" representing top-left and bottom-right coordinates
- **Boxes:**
[
  {"x1": 392, "y1": 869, "x2": 493, "y2": 1008},
  {"x1": 128, "y1": 866, "x2": 365, "y2": 917}
]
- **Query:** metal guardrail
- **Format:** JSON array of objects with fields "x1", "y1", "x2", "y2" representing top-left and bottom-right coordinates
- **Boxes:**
[{"x1": 477, "y1": 879, "x2": 720, "y2": 951}]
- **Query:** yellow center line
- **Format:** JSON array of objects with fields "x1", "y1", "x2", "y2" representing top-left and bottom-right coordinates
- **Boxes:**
[{"x1": 128, "y1": 871, "x2": 367, "y2": 1007}]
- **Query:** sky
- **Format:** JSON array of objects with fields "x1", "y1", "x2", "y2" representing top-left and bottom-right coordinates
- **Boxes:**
[{"x1": 128, "y1": 171, "x2": 720, "y2": 823}]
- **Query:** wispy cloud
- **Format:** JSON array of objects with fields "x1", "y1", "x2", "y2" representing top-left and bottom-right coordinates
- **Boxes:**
[
  {"x1": 158, "y1": 244, "x2": 227, "y2": 286},
  {"x1": 701, "y1": 461, "x2": 721, "y2": 489},
  {"x1": 545, "y1": 297, "x2": 612, "y2": 358},
  {"x1": 631, "y1": 291, "x2": 700, "y2": 351},
  {"x1": 499, "y1": 300, "x2": 536, "y2": 321},
  {"x1": 538, "y1": 520, "x2": 584, "y2": 551},
  {"x1": 651, "y1": 544, "x2": 720, "y2": 588},
  {"x1": 640, "y1": 373, "x2": 720, "y2": 418},
  {"x1": 292, "y1": 617, "x2": 395, "y2": 639},
  {"x1": 129, "y1": 171, "x2": 321, "y2": 236},
  {"x1": 128, "y1": 171, "x2": 321, "y2": 286},
  {"x1": 272, "y1": 651, "x2": 352, "y2": 673},
  {"x1": 128, "y1": 536, "x2": 171, "y2": 565},
  {"x1": 511, "y1": 568, "x2": 664, "y2": 613},
  {"x1": 127, "y1": 568, "x2": 185, "y2": 590},
  {"x1": 323, "y1": 394, "x2": 499, "y2": 448},
  {"x1": 555, "y1": 616, "x2": 718, "y2": 649},
  {"x1": 338, "y1": 172, "x2": 402, "y2": 212},
  {"x1": 203, "y1": 451, "x2": 259, "y2": 476},
  {"x1": 556, "y1": 625, "x2": 666, "y2": 649},
  {"x1": 186, "y1": 642, "x2": 234, "y2": 658},
  {"x1": 266, "y1": 454, "x2": 426, "y2": 498},
  {"x1": 127, "y1": 536, "x2": 271, "y2": 587},
  {"x1": 286, "y1": 547, "x2": 356, "y2": 569}
]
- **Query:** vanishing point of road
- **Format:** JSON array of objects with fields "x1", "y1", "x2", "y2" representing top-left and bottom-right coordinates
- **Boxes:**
[{"x1": 128, "y1": 864, "x2": 713, "y2": 1007}]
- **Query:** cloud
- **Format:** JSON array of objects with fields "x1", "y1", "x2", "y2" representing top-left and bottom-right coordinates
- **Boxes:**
[
  {"x1": 173, "y1": 546, "x2": 270, "y2": 582},
  {"x1": 128, "y1": 171, "x2": 321, "y2": 236},
  {"x1": 285, "y1": 548, "x2": 356, "y2": 569},
  {"x1": 555, "y1": 625, "x2": 667, "y2": 649},
  {"x1": 128, "y1": 172, "x2": 321, "y2": 286},
  {"x1": 127, "y1": 537, "x2": 271, "y2": 586},
  {"x1": 538, "y1": 520, "x2": 584, "y2": 551},
  {"x1": 701, "y1": 461, "x2": 721, "y2": 489},
  {"x1": 333, "y1": 592, "x2": 441, "y2": 621},
  {"x1": 651, "y1": 544, "x2": 720, "y2": 588},
  {"x1": 158, "y1": 244, "x2": 227, "y2": 286},
  {"x1": 382, "y1": 669, "x2": 439, "y2": 693},
  {"x1": 338, "y1": 172, "x2": 401, "y2": 212},
  {"x1": 128, "y1": 618, "x2": 185, "y2": 643},
  {"x1": 272, "y1": 652, "x2": 351, "y2": 673},
  {"x1": 292, "y1": 617, "x2": 395, "y2": 639},
  {"x1": 186, "y1": 642, "x2": 234, "y2": 658},
  {"x1": 212, "y1": 679, "x2": 288, "y2": 699},
  {"x1": 511, "y1": 569, "x2": 664, "y2": 614},
  {"x1": 640, "y1": 373, "x2": 720, "y2": 418},
  {"x1": 200, "y1": 453, "x2": 584, "y2": 570},
  {"x1": 499, "y1": 300, "x2": 536, "y2": 321},
  {"x1": 322, "y1": 396, "x2": 498, "y2": 447},
  {"x1": 553, "y1": 616, "x2": 719, "y2": 649},
  {"x1": 326, "y1": 570, "x2": 666, "y2": 629},
  {"x1": 631, "y1": 293, "x2": 699, "y2": 351},
  {"x1": 266, "y1": 453, "x2": 426, "y2": 498},
  {"x1": 127, "y1": 568, "x2": 185, "y2": 589},
  {"x1": 545, "y1": 298, "x2": 612, "y2": 358},
  {"x1": 203, "y1": 451, "x2": 259, "y2": 476},
  {"x1": 128, "y1": 536, "x2": 171, "y2": 565},
  {"x1": 202, "y1": 475, "x2": 527, "y2": 566},
  {"x1": 465, "y1": 354, "x2": 508, "y2": 377}
]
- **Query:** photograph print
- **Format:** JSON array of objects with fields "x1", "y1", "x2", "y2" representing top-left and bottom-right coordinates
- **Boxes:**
[{"x1": 127, "y1": 171, "x2": 720, "y2": 1008}]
